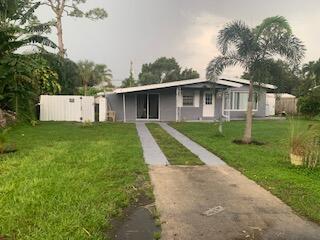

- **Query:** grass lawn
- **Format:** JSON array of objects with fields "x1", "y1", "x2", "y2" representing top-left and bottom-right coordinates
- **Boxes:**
[
  {"x1": 0, "y1": 122, "x2": 149, "y2": 240},
  {"x1": 147, "y1": 123, "x2": 203, "y2": 165},
  {"x1": 171, "y1": 120, "x2": 320, "y2": 223}
]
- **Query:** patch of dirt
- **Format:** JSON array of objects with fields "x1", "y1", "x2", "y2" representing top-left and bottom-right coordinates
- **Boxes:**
[
  {"x1": 108, "y1": 193, "x2": 160, "y2": 240},
  {"x1": 233, "y1": 139, "x2": 266, "y2": 146}
]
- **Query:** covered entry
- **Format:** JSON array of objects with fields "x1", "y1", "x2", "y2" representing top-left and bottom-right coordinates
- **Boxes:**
[{"x1": 137, "y1": 93, "x2": 159, "y2": 120}]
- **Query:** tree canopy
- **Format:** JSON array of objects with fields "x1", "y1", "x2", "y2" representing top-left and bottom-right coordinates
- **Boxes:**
[
  {"x1": 0, "y1": 0, "x2": 59, "y2": 121},
  {"x1": 38, "y1": 0, "x2": 107, "y2": 56},
  {"x1": 138, "y1": 57, "x2": 199, "y2": 85},
  {"x1": 242, "y1": 59, "x2": 302, "y2": 94}
]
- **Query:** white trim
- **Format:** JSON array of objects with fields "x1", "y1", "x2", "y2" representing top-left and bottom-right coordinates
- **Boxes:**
[
  {"x1": 136, "y1": 93, "x2": 160, "y2": 121},
  {"x1": 123, "y1": 93, "x2": 126, "y2": 122},
  {"x1": 202, "y1": 90, "x2": 215, "y2": 117},
  {"x1": 113, "y1": 77, "x2": 276, "y2": 94},
  {"x1": 219, "y1": 76, "x2": 277, "y2": 90},
  {"x1": 175, "y1": 87, "x2": 178, "y2": 122},
  {"x1": 222, "y1": 91, "x2": 258, "y2": 112}
]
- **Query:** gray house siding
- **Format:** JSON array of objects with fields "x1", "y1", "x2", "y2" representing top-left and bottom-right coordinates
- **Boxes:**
[{"x1": 107, "y1": 85, "x2": 267, "y2": 122}]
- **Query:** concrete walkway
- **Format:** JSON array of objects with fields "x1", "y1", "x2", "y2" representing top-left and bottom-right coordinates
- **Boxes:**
[
  {"x1": 150, "y1": 165, "x2": 320, "y2": 240},
  {"x1": 159, "y1": 123, "x2": 225, "y2": 166},
  {"x1": 136, "y1": 123, "x2": 169, "y2": 166}
]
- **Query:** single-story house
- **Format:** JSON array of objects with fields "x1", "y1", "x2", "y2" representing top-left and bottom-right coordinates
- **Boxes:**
[{"x1": 103, "y1": 77, "x2": 277, "y2": 122}]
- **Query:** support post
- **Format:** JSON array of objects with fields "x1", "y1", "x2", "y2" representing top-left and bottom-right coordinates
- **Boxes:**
[{"x1": 123, "y1": 93, "x2": 126, "y2": 122}]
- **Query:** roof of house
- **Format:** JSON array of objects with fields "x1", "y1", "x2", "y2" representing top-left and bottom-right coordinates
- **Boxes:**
[{"x1": 113, "y1": 76, "x2": 277, "y2": 94}]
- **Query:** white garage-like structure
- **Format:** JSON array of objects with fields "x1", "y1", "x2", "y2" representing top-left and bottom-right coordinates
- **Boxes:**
[{"x1": 40, "y1": 95, "x2": 95, "y2": 122}]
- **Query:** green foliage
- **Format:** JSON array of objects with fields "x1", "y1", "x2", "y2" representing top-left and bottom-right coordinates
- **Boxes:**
[
  {"x1": 206, "y1": 16, "x2": 305, "y2": 142},
  {"x1": 38, "y1": 52, "x2": 81, "y2": 94},
  {"x1": 0, "y1": 0, "x2": 57, "y2": 121},
  {"x1": 78, "y1": 60, "x2": 113, "y2": 95},
  {"x1": 207, "y1": 16, "x2": 305, "y2": 80},
  {"x1": 138, "y1": 57, "x2": 200, "y2": 85},
  {"x1": 297, "y1": 59, "x2": 320, "y2": 96},
  {"x1": 242, "y1": 60, "x2": 302, "y2": 94},
  {"x1": 289, "y1": 121, "x2": 320, "y2": 168},
  {"x1": 298, "y1": 88, "x2": 320, "y2": 117},
  {"x1": 0, "y1": 54, "x2": 60, "y2": 120}
]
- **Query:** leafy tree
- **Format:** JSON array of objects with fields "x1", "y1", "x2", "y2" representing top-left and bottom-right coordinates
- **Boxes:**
[
  {"x1": 0, "y1": 0, "x2": 58, "y2": 121},
  {"x1": 180, "y1": 68, "x2": 200, "y2": 80},
  {"x1": 298, "y1": 87, "x2": 320, "y2": 117},
  {"x1": 0, "y1": 54, "x2": 60, "y2": 120},
  {"x1": 39, "y1": 52, "x2": 81, "y2": 94},
  {"x1": 206, "y1": 16, "x2": 305, "y2": 143},
  {"x1": 297, "y1": 59, "x2": 320, "y2": 96},
  {"x1": 39, "y1": 0, "x2": 107, "y2": 57},
  {"x1": 242, "y1": 59, "x2": 302, "y2": 94},
  {"x1": 138, "y1": 57, "x2": 199, "y2": 85}
]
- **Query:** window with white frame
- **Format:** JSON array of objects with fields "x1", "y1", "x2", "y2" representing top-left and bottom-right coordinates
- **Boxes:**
[
  {"x1": 182, "y1": 92, "x2": 194, "y2": 106},
  {"x1": 224, "y1": 91, "x2": 258, "y2": 110}
]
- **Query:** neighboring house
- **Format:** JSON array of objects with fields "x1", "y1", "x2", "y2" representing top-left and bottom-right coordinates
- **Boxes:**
[{"x1": 103, "y1": 77, "x2": 276, "y2": 122}]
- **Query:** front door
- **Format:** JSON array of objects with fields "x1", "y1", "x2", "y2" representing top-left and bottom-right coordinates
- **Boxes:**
[{"x1": 203, "y1": 91, "x2": 214, "y2": 117}]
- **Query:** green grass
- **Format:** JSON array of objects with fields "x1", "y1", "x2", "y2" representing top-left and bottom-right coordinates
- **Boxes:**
[
  {"x1": 171, "y1": 120, "x2": 320, "y2": 223},
  {"x1": 0, "y1": 122, "x2": 149, "y2": 240},
  {"x1": 147, "y1": 123, "x2": 203, "y2": 165}
]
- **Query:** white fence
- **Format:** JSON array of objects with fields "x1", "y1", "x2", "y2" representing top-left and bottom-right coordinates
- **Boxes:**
[{"x1": 40, "y1": 95, "x2": 95, "y2": 122}]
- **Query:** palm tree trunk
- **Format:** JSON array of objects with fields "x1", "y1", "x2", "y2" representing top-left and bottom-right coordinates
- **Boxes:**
[
  {"x1": 0, "y1": 108, "x2": 5, "y2": 128},
  {"x1": 242, "y1": 80, "x2": 254, "y2": 143},
  {"x1": 56, "y1": 15, "x2": 65, "y2": 57},
  {"x1": 84, "y1": 82, "x2": 88, "y2": 96}
]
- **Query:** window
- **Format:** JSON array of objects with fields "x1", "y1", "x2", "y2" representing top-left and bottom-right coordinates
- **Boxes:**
[
  {"x1": 183, "y1": 93, "x2": 194, "y2": 106},
  {"x1": 224, "y1": 91, "x2": 258, "y2": 110},
  {"x1": 205, "y1": 93, "x2": 213, "y2": 105}
]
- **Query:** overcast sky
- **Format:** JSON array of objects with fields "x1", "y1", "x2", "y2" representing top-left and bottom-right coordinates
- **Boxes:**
[{"x1": 37, "y1": 0, "x2": 320, "y2": 85}]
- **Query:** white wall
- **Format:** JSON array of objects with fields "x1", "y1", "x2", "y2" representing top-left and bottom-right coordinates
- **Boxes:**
[
  {"x1": 40, "y1": 95, "x2": 95, "y2": 122},
  {"x1": 266, "y1": 93, "x2": 276, "y2": 116}
]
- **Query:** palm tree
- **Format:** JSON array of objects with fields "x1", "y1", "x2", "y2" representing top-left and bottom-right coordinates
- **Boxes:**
[
  {"x1": 206, "y1": 16, "x2": 305, "y2": 143},
  {"x1": 78, "y1": 60, "x2": 95, "y2": 96},
  {"x1": 302, "y1": 60, "x2": 320, "y2": 88},
  {"x1": 93, "y1": 64, "x2": 113, "y2": 87}
]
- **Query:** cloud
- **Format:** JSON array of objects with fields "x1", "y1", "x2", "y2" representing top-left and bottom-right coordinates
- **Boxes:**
[{"x1": 177, "y1": 13, "x2": 244, "y2": 78}]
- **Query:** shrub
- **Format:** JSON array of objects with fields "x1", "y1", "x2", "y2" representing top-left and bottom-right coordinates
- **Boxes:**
[
  {"x1": 298, "y1": 88, "x2": 320, "y2": 117},
  {"x1": 289, "y1": 121, "x2": 320, "y2": 168}
]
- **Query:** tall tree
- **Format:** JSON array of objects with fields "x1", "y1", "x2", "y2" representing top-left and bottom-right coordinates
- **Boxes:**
[
  {"x1": 77, "y1": 60, "x2": 94, "y2": 96},
  {"x1": 92, "y1": 64, "x2": 113, "y2": 88},
  {"x1": 242, "y1": 59, "x2": 302, "y2": 94},
  {"x1": 40, "y1": 0, "x2": 107, "y2": 57},
  {"x1": 206, "y1": 16, "x2": 305, "y2": 143},
  {"x1": 77, "y1": 60, "x2": 112, "y2": 95},
  {"x1": 0, "y1": 0, "x2": 58, "y2": 120},
  {"x1": 138, "y1": 57, "x2": 200, "y2": 85},
  {"x1": 38, "y1": 52, "x2": 81, "y2": 94}
]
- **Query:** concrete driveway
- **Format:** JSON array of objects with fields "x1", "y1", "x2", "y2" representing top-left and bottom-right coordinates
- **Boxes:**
[{"x1": 149, "y1": 165, "x2": 320, "y2": 240}]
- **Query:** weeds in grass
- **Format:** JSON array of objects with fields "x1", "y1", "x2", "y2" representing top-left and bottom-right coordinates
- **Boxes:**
[
  {"x1": 81, "y1": 120, "x2": 93, "y2": 128},
  {"x1": 153, "y1": 231, "x2": 161, "y2": 240},
  {"x1": 289, "y1": 120, "x2": 320, "y2": 168}
]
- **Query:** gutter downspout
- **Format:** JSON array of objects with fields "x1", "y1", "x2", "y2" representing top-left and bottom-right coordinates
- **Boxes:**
[{"x1": 221, "y1": 90, "x2": 231, "y2": 122}]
